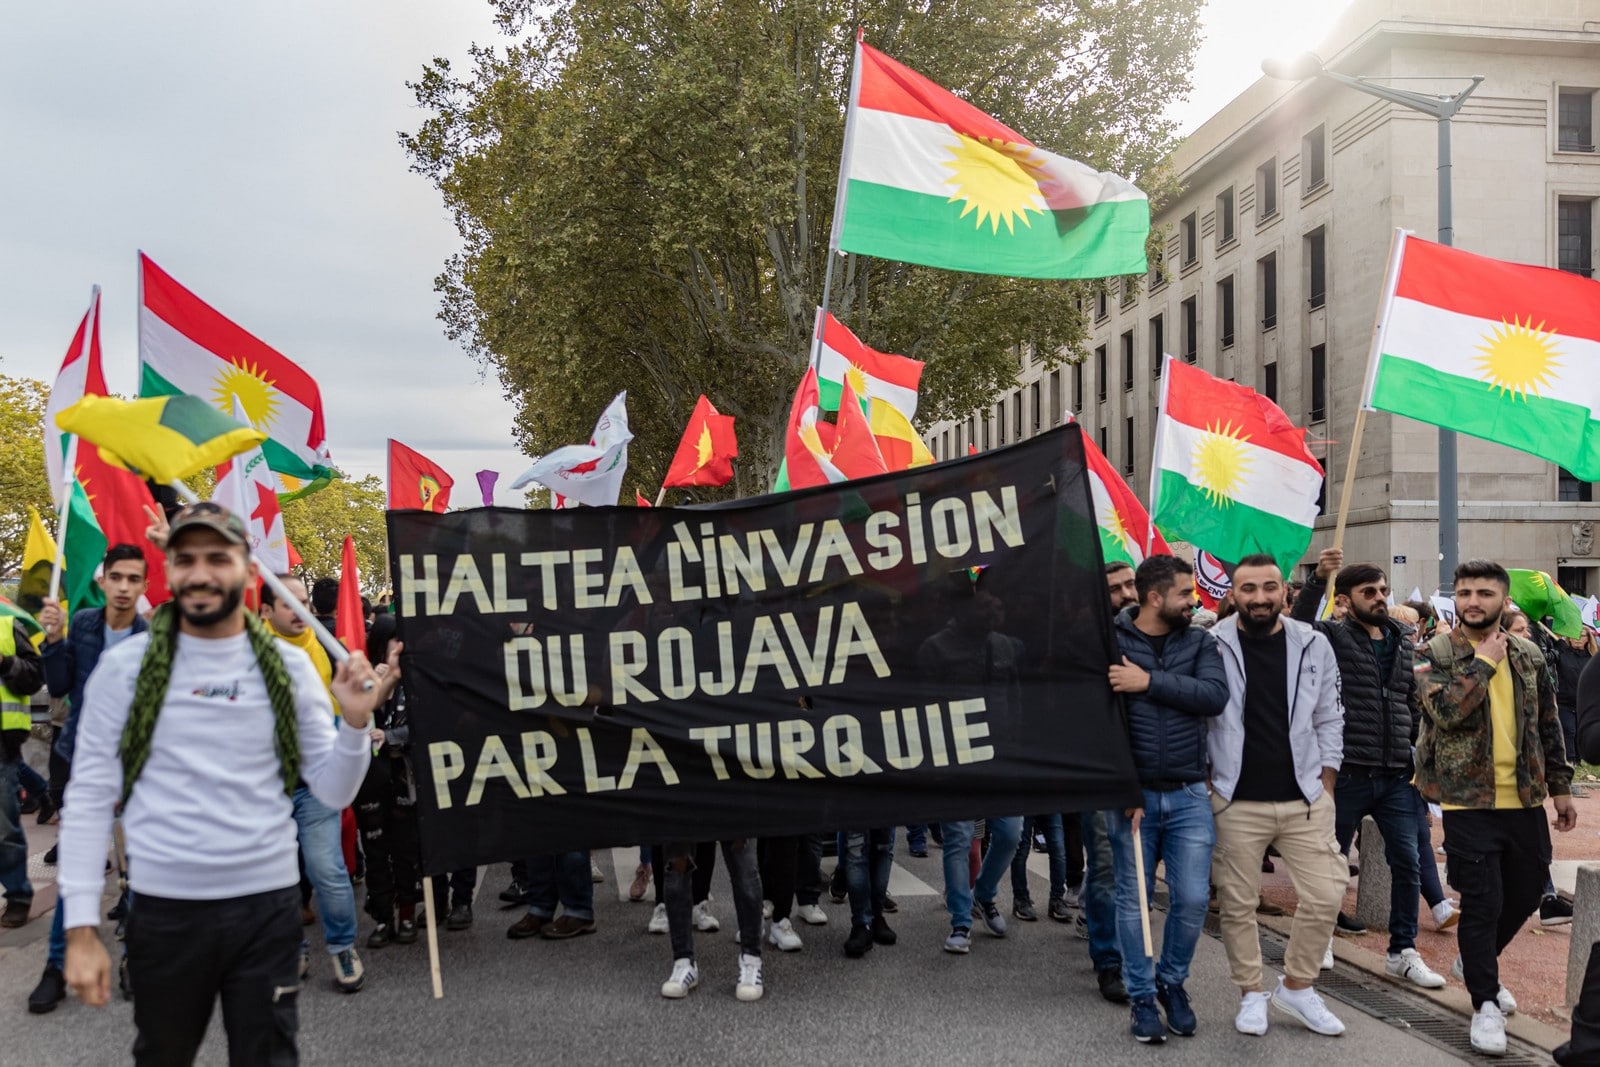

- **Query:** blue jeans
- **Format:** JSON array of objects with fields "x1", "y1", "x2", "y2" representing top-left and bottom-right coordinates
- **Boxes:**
[
  {"x1": 525, "y1": 851, "x2": 593, "y2": 921},
  {"x1": 1106, "y1": 784, "x2": 1216, "y2": 1000},
  {"x1": 1333, "y1": 771, "x2": 1421, "y2": 954},
  {"x1": 292, "y1": 786, "x2": 356, "y2": 955},
  {"x1": 939, "y1": 817, "x2": 1022, "y2": 930},
  {"x1": 1081, "y1": 811, "x2": 1120, "y2": 972},
  {"x1": 843, "y1": 828, "x2": 895, "y2": 926},
  {"x1": 17, "y1": 759, "x2": 47, "y2": 801},
  {"x1": 1011, "y1": 814, "x2": 1066, "y2": 904},
  {"x1": 0, "y1": 760, "x2": 32, "y2": 905},
  {"x1": 906, "y1": 824, "x2": 927, "y2": 852},
  {"x1": 1413, "y1": 788, "x2": 1445, "y2": 908}
]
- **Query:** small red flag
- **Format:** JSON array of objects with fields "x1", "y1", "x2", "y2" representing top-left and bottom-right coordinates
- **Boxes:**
[
  {"x1": 335, "y1": 536, "x2": 363, "y2": 651},
  {"x1": 662, "y1": 395, "x2": 738, "y2": 488},
  {"x1": 967, "y1": 444, "x2": 978, "y2": 455},
  {"x1": 388, "y1": 439, "x2": 453, "y2": 512},
  {"x1": 635, "y1": 491, "x2": 653, "y2": 507}
]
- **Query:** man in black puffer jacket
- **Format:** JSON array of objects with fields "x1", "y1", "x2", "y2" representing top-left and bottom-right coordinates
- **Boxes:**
[
  {"x1": 1557, "y1": 652, "x2": 1600, "y2": 1065},
  {"x1": 1105, "y1": 555, "x2": 1227, "y2": 1043},
  {"x1": 1293, "y1": 548, "x2": 1444, "y2": 991}
]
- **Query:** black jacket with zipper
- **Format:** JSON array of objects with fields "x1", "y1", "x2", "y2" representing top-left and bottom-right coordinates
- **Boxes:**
[{"x1": 1111, "y1": 607, "x2": 1228, "y2": 786}]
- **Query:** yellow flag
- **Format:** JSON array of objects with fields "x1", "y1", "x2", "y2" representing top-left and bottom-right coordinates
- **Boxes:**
[{"x1": 18, "y1": 506, "x2": 58, "y2": 616}]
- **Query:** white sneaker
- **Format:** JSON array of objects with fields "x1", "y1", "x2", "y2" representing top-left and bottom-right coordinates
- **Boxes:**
[
  {"x1": 735, "y1": 953, "x2": 764, "y2": 1002},
  {"x1": 1449, "y1": 956, "x2": 1517, "y2": 1014},
  {"x1": 1272, "y1": 979, "x2": 1346, "y2": 1036},
  {"x1": 795, "y1": 903, "x2": 828, "y2": 926},
  {"x1": 1235, "y1": 991, "x2": 1270, "y2": 1035},
  {"x1": 767, "y1": 917, "x2": 803, "y2": 952},
  {"x1": 1387, "y1": 948, "x2": 1447, "y2": 989},
  {"x1": 692, "y1": 899, "x2": 720, "y2": 932},
  {"x1": 1321, "y1": 941, "x2": 1335, "y2": 971},
  {"x1": 591, "y1": 860, "x2": 605, "y2": 883},
  {"x1": 660, "y1": 957, "x2": 698, "y2": 999},
  {"x1": 1432, "y1": 899, "x2": 1460, "y2": 930},
  {"x1": 1470, "y1": 1001, "x2": 1507, "y2": 1056},
  {"x1": 647, "y1": 902, "x2": 669, "y2": 934}
]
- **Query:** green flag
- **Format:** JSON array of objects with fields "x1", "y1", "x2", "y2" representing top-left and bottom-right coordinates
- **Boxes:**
[{"x1": 1508, "y1": 569, "x2": 1584, "y2": 639}]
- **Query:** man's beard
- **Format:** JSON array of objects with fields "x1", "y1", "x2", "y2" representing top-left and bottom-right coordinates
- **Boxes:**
[
  {"x1": 1350, "y1": 601, "x2": 1389, "y2": 629},
  {"x1": 176, "y1": 581, "x2": 245, "y2": 628},
  {"x1": 1159, "y1": 604, "x2": 1192, "y2": 631},
  {"x1": 1462, "y1": 605, "x2": 1503, "y2": 632},
  {"x1": 1237, "y1": 604, "x2": 1279, "y2": 636}
]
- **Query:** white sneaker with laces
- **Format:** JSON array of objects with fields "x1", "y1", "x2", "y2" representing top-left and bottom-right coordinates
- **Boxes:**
[
  {"x1": 1235, "y1": 991, "x2": 1270, "y2": 1035},
  {"x1": 1272, "y1": 978, "x2": 1346, "y2": 1036},
  {"x1": 767, "y1": 917, "x2": 803, "y2": 952},
  {"x1": 1470, "y1": 1001, "x2": 1507, "y2": 1056},
  {"x1": 1321, "y1": 942, "x2": 1335, "y2": 971},
  {"x1": 1449, "y1": 956, "x2": 1517, "y2": 1014},
  {"x1": 1387, "y1": 948, "x2": 1446, "y2": 989},
  {"x1": 692, "y1": 899, "x2": 720, "y2": 932},
  {"x1": 795, "y1": 903, "x2": 828, "y2": 926},
  {"x1": 1432, "y1": 899, "x2": 1460, "y2": 930},
  {"x1": 660, "y1": 958, "x2": 698, "y2": 999},
  {"x1": 647, "y1": 903, "x2": 669, "y2": 934},
  {"x1": 735, "y1": 953, "x2": 764, "y2": 1002}
]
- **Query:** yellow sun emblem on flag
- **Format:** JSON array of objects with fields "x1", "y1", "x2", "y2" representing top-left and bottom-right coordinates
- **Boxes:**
[
  {"x1": 845, "y1": 364, "x2": 870, "y2": 399},
  {"x1": 211, "y1": 361, "x2": 281, "y2": 430},
  {"x1": 1192, "y1": 421, "x2": 1252, "y2": 507},
  {"x1": 695, "y1": 424, "x2": 714, "y2": 467},
  {"x1": 1473, "y1": 316, "x2": 1561, "y2": 400},
  {"x1": 1100, "y1": 502, "x2": 1133, "y2": 555},
  {"x1": 941, "y1": 134, "x2": 1047, "y2": 234}
]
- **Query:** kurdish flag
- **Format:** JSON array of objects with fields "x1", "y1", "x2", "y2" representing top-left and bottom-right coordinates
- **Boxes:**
[
  {"x1": 814, "y1": 311, "x2": 922, "y2": 416},
  {"x1": 1151, "y1": 359, "x2": 1324, "y2": 576},
  {"x1": 139, "y1": 253, "x2": 335, "y2": 497},
  {"x1": 832, "y1": 41, "x2": 1148, "y2": 279},
  {"x1": 1071, "y1": 415, "x2": 1169, "y2": 567},
  {"x1": 1508, "y1": 569, "x2": 1585, "y2": 639},
  {"x1": 1364, "y1": 232, "x2": 1600, "y2": 478},
  {"x1": 0, "y1": 596, "x2": 42, "y2": 642},
  {"x1": 57, "y1": 394, "x2": 266, "y2": 485}
]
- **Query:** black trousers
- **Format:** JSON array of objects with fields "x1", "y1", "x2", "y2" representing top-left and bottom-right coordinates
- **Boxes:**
[
  {"x1": 650, "y1": 841, "x2": 715, "y2": 905},
  {"x1": 1570, "y1": 942, "x2": 1600, "y2": 1061},
  {"x1": 1064, "y1": 811, "x2": 1085, "y2": 887},
  {"x1": 1442, "y1": 807, "x2": 1552, "y2": 1010},
  {"x1": 353, "y1": 758, "x2": 420, "y2": 922},
  {"x1": 127, "y1": 885, "x2": 302, "y2": 1067},
  {"x1": 759, "y1": 836, "x2": 799, "y2": 921}
]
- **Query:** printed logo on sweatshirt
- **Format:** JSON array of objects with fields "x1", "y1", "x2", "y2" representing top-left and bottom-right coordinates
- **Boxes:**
[{"x1": 192, "y1": 681, "x2": 242, "y2": 702}]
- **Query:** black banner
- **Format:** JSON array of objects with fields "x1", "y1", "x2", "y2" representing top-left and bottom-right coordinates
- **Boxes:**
[{"x1": 389, "y1": 426, "x2": 1138, "y2": 872}]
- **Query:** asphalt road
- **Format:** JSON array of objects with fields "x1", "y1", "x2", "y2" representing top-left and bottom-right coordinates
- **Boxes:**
[{"x1": 0, "y1": 843, "x2": 1474, "y2": 1066}]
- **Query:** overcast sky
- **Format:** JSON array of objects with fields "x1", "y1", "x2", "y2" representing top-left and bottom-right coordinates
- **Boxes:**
[{"x1": 0, "y1": 0, "x2": 1352, "y2": 502}]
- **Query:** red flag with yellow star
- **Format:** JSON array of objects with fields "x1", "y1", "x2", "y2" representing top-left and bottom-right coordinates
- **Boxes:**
[
  {"x1": 388, "y1": 440, "x2": 453, "y2": 512},
  {"x1": 662, "y1": 395, "x2": 737, "y2": 488}
]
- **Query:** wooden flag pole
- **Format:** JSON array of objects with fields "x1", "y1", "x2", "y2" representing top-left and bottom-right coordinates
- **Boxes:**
[
  {"x1": 654, "y1": 487, "x2": 667, "y2": 508},
  {"x1": 1330, "y1": 407, "x2": 1368, "y2": 551},
  {"x1": 420, "y1": 877, "x2": 444, "y2": 999},
  {"x1": 1131, "y1": 825, "x2": 1154, "y2": 959}
]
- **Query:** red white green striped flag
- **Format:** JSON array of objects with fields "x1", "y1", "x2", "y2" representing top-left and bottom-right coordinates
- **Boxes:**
[
  {"x1": 1071, "y1": 416, "x2": 1169, "y2": 566},
  {"x1": 139, "y1": 253, "x2": 335, "y2": 498},
  {"x1": 1151, "y1": 359, "x2": 1324, "y2": 576},
  {"x1": 814, "y1": 311, "x2": 922, "y2": 417},
  {"x1": 1364, "y1": 232, "x2": 1600, "y2": 478},
  {"x1": 832, "y1": 40, "x2": 1148, "y2": 279}
]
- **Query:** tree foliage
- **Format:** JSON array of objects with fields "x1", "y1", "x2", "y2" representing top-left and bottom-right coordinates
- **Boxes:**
[
  {"x1": 0, "y1": 372, "x2": 56, "y2": 580},
  {"x1": 281, "y1": 475, "x2": 391, "y2": 596},
  {"x1": 404, "y1": 0, "x2": 1202, "y2": 497}
]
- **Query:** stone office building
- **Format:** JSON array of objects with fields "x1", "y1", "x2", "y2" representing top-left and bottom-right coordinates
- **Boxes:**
[{"x1": 923, "y1": 0, "x2": 1600, "y2": 596}]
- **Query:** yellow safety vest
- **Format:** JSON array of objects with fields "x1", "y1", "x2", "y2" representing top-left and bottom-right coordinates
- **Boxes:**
[{"x1": 0, "y1": 624, "x2": 29, "y2": 733}]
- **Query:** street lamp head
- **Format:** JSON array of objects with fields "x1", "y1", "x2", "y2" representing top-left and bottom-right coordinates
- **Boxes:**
[{"x1": 1260, "y1": 52, "x2": 1326, "y2": 82}]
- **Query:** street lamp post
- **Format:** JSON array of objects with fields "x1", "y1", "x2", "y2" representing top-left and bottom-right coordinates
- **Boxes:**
[{"x1": 1261, "y1": 53, "x2": 1483, "y2": 590}]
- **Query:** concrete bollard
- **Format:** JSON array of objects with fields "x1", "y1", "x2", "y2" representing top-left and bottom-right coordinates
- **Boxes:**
[
  {"x1": 1354, "y1": 814, "x2": 1393, "y2": 933},
  {"x1": 1566, "y1": 864, "x2": 1600, "y2": 1009}
]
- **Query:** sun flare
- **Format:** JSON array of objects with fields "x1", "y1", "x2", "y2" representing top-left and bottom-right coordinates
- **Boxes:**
[
  {"x1": 1472, "y1": 317, "x2": 1561, "y2": 401},
  {"x1": 941, "y1": 134, "x2": 1047, "y2": 234}
]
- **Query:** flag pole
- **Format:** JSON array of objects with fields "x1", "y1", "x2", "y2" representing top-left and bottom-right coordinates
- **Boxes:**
[
  {"x1": 1145, "y1": 354, "x2": 1174, "y2": 558},
  {"x1": 1333, "y1": 229, "x2": 1407, "y2": 551},
  {"x1": 654, "y1": 488, "x2": 667, "y2": 507},
  {"x1": 1131, "y1": 825, "x2": 1154, "y2": 958},
  {"x1": 812, "y1": 28, "x2": 865, "y2": 368},
  {"x1": 48, "y1": 435, "x2": 79, "y2": 603}
]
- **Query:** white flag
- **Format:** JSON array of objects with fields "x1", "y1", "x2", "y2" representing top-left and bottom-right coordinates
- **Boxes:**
[
  {"x1": 511, "y1": 392, "x2": 633, "y2": 507},
  {"x1": 214, "y1": 398, "x2": 289, "y2": 573}
]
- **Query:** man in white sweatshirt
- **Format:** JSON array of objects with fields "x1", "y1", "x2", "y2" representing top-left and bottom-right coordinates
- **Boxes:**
[{"x1": 58, "y1": 502, "x2": 391, "y2": 1065}]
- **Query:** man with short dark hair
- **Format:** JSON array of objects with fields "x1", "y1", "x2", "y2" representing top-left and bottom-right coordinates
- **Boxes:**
[
  {"x1": 1293, "y1": 547, "x2": 1444, "y2": 990},
  {"x1": 1416, "y1": 558, "x2": 1576, "y2": 1056},
  {"x1": 1107, "y1": 561, "x2": 1138, "y2": 614},
  {"x1": 1106, "y1": 555, "x2": 1227, "y2": 1042},
  {"x1": 29, "y1": 545, "x2": 150, "y2": 1013}
]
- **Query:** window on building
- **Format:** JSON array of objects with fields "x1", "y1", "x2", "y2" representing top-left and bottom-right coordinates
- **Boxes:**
[
  {"x1": 1149, "y1": 314, "x2": 1164, "y2": 377},
  {"x1": 1263, "y1": 361, "x2": 1278, "y2": 403},
  {"x1": 1216, "y1": 186, "x2": 1235, "y2": 247},
  {"x1": 1256, "y1": 158, "x2": 1278, "y2": 220},
  {"x1": 1121, "y1": 276, "x2": 1137, "y2": 308},
  {"x1": 1030, "y1": 381, "x2": 1042, "y2": 432},
  {"x1": 1559, "y1": 468, "x2": 1594, "y2": 502},
  {"x1": 968, "y1": 416, "x2": 976, "y2": 450},
  {"x1": 946, "y1": 428, "x2": 955, "y2": 457},
  {"x1": 1148, "y1": 246, "x2": 1165, "y2": 292},
  {"x1": 1181, "y1": 212, "x2": 1198, "y2": 266},
  {"x1": 1095, "y1": 345, "x2": 1108, "y2": 401},
  {"x1": 1307, "y1": 227, "x2": 1327, "y2": 308},
  {"x1": 1123, "y1": 416, "x2": 1135, "y2": 475},
  {"x1": 982, "y1": 415, "x2": 991, "y2": 450},
  {"x1": 1302, "y1": 124, "x2": 1327, "y2": 191},
  {"x1": 1310, "y1": 343, "x2": 1327, "y2": 422},
  {"x1": 1559, "y1": 566, "x2": 1592, "y2": 596},
  {"x1": 1218, "y1": 275, "x2": 1236, "y2": 348},
  {"x1": 1073, "y1": 362, "x2": 1084, "y2": 411},
  {"x1": 1559, "y1": 198, "x2": 1594, "y2": 277},
  {"x1": 1181, "y1": 298, "x2": 1198, "y2": 362},
  {"x1": 1095, "y1": 288, "x2": 1109, "y2": 321},
  {"x1": 996, "y1": 398, "x2": 1007, "y2": 444},
  {"x1": 1259, "y1": 252, "x2": 1278, "y2": 330},
  {"x1": 1559, "y1": 89, "x2": 1596, "y2": 153},
  {"x1": 1098, "y1": 425, "x2": 1108, "y2": 456},
  {"x1": 1014, "y1": 389, "x2": 1024, "y2": 439},
  {"x1": 1121, "y1": 331, "x2": 1134, "y2": 390},
  {"x1": 1049, "y1": 370, "x2": 1062, "y2": 424}
]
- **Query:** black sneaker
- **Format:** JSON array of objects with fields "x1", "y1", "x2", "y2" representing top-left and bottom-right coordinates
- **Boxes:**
[
  {"x1": 1097, "y1": 966, "x2": 1129, "y2": 1004},
  {"x1": 881, "y1": 894, "x2": 898, "y2": 914},
  {"x1": 19, "y1": 792, "x2": 39, "y2": 815},
  {"x1": 829, "y1": 867, "x2": 847, "y2": 903},
  {"x1": 1013, "y1": 899, "x2": 1038, "y2": 921},
  {"x1": 871, "y1": 916, "x2": 897, "y2": 945},
  {"x1": 394, "y1": 917, "x2": 418, "y2": 944},
  {"x1": 844, "y1": 923, "x2": 874, "y2": 957},
  {"x1": 908, "y1": 845, "x2": 929, "y2": 858},
  {"x1": 498, "y1": 881, "x2": 527, "y2": 907},
  {"x1": 1334, "y1": 912, "x2": 1367, "y2": 937},
  {"x1": 42, "y1": 845, "x2": 57, "y2": 866},
  {"x1": 446, "y1": 903, "x2": 473, "y2": 931},
  {"x1": 28, "y1": 965, "x2": 66, "y2": 1014},
  {"x1": 367, "y1": 923, "x2": 393, "y2": 948},
  {"x1": 1130, "y1": 994, "x2": 1166, "y2": 1044},
  {"x1": 35, "y1": 796, "x2": 57, "y2": 825},
  {"x1": 1542, "y1": 895, "x2": 1575, "y2": 927}
]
